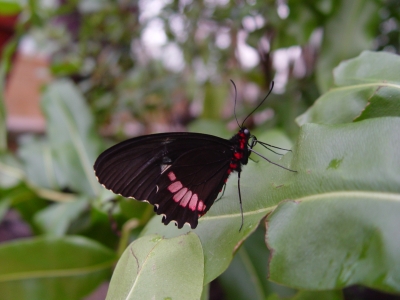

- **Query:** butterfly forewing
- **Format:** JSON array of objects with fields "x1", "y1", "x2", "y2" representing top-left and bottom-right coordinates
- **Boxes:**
[{"x1": 94, "y1": 132, "x2": 234, "y2": 228}]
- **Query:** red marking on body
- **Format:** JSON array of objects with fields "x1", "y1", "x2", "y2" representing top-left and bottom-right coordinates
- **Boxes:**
[
  {"x1": 227, "y1": 169, "x2": 232, "y2": 174},
  {"x1": 230, "y1": 163, "x2": 237, "y2": 169},
  {"x1": 168, "y1": 171, "x2": 176, "y2": 181},
  {"x1": 168, "y1": 181, "x2": 182, "y2": 193},
  {"x1": 234, "y1": 152, "x2": 242, "y2": 159}
]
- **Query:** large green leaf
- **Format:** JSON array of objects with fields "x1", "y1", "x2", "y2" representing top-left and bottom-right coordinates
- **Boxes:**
[
  {"x1": 0, "y1": 236, "x2": 116, "y2": 300},
  {"x1": 41, "y1": 79, "x2": 103, "y2": 196},
  {"x1": 138, "y1": 117, "x2": 398, "y2": 293},
  {"x1": 298, "y1": 51, "x2": 400, "y2": 125},
  {"x1": 264, "y1": 117, "x2": 400, "y2": 292},
  {"x1": 106, "y1": 233, "x2": 204, "y2": 300},
  {"x1": 267, "y1": 195, "x2": 400, "y2": 292}
]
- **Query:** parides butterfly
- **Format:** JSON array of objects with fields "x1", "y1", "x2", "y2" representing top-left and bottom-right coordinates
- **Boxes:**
[{"x1": 94, "y1": 81, "x2": 295, "y2": 229}]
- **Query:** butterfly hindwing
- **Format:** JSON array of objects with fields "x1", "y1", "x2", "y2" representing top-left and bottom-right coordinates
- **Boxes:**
[{"x1": 148, "y1": 146, "x2": 232, "y2": 228}]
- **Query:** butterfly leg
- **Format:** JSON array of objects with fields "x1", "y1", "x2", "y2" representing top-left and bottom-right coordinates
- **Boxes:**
[
  {"x1": 215, "y1": 184, "x2": 227, "y2": 203},
  {"x1": 237, "y1": 172, "x2": 244, "y2": 232}
]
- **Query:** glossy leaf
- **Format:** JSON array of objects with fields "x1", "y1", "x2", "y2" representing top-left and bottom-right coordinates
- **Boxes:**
[
  {"x1": 140, "y1": 117, "x2": 397, "y2": 293},
  {"x1": 264, "y1": 117, "x2": 400, "y2": 292},
  {"x1": 267, "y1": 195, "x2": 400, "y2": 292},
  {"x1": 0, "y1": 236, "x2": 116, "y2": 300},
  {"x1": 298, "y1": 51, "x2": 400, "y2": 125},
  {"x1": 106, "y1": 233, "x2": 204, "y2": 300}
]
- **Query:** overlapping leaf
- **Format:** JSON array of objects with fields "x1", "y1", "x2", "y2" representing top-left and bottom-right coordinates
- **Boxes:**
[
  {"x1": 298, "y1": 51, "x2": 400, "y2": 125},
  {"x1": 0, "y1": 236, "x2": 116, "y2": 300},
  {"x1": 106, "y1": 233, "x2": 204, "y2": 300}
]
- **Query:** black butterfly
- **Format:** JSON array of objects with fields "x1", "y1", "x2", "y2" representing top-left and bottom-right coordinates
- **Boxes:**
[{"x1": 94, "y1": 81, "x2": 295, "y2": 229}]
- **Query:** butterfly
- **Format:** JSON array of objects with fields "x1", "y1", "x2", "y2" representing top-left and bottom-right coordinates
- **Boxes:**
[{"x1": 93, "y1": 81, "x2": 296, "y2": 229}]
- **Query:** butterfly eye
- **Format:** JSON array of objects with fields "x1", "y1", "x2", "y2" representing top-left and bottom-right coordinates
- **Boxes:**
[{"x1": 244, "y1": 128, "x2": 250, "y2": 135}]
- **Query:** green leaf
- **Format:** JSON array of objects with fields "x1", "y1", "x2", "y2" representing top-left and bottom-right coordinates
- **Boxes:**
[
  {"x1": 18, "y1": 136, "x2": 66, "y2": 190},
  {"x1": 34, "y1": 196, "x2": 89, "y2": 236},
  {"x1": 267, "y1": 195, "x2": 400, "y2": 292},
  {"x1": 41, "y1": 79, "x2": 103, "y2": 196},
  {"x1": 263, "y1": 117, "x2": 400, "y2": 292},
  {"x1": 219, "y1": 231, "x2": 269, "y2": 300},
  {"x1": 219, "y1": 226, "x2": 296, "y2": 300},
  {"x1": 298, "y1": 51, "x2": 400, "y2": 125},
  {"x1": 143, "y1": 117, "x2": 398, "y2": 291},
  {"x1": 106, "y1": 233, "x2": 204, "y2": 300},
  {"x1": 316, "y1": 1, "x2": 379, "y2": 92},
  {"x1": 0, "y1": 236, "x2": 116, "y2": 300}
]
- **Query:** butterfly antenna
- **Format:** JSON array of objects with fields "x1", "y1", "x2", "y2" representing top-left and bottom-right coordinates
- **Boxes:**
[
  {"x1": 241, "y1": 81, "x2": 274, "y2": 127},
  {"x1": 249, "y1": 148, "x2": 297, "y2": 172},
  {"x1": 230, "y1": 79, "x2": 241, "y2": 128}
]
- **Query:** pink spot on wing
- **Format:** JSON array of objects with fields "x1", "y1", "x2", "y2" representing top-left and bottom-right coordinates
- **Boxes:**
[
  {"x1": 167, "y1": 180, "x2": 206, "y2": 212},
  {"x1": 188, "y1": 194, "x2": 199, "y2": 211},
  {"x1": 168, "y1": 181, "x2": 182, "y2": 193},
  {"x1": 168, "y1": 171, "x2": 176, "y2": 181},
  {"x1": 180, "y1": 190, "x2": 192, "y2": 207},
  {"x1": 197, "y1": 200, "x2": 206, "y2": 212},
  {"x1": 173, "y1": 187, "x2": 188, "y2": 202}
]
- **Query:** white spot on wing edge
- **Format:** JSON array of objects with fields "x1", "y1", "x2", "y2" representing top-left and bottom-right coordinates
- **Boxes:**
[
  {"x1": 159, "y1": 214, "x2": 194, "y2": 229},
  {"x1": 161, "y1": 164, "x2": 172, "y2": 174}
]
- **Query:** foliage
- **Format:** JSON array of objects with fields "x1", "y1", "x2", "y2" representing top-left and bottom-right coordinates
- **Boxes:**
[{"x1": 0, "y1": 0, "x2": 399, "y2": 299}]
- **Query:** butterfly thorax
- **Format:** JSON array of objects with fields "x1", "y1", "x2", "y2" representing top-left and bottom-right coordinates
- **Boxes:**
[{"x1": 227, "y1": 128, "x2": 251, "y2": 175}]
